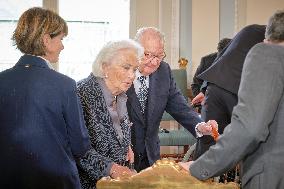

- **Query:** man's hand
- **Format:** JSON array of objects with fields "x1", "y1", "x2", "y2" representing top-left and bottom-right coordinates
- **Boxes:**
[
  {"x1": 196, "y1": 120, "x2": 219, "y2": 137},
  {"x1": 191, "y1": 92, "x2": 205, "y2": 105},
  {"x1": 178, "y1": 161, "x2": 194, "y2": 173}
]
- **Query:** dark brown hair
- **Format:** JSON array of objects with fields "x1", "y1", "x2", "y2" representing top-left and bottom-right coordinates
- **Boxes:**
[{"x1": 12, "y1": 7, "x2": 68, "y2": 56}]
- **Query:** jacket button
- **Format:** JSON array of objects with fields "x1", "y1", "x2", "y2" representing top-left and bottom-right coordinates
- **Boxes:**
[{"x1": 201, "y1": 170, "x2": 209, "y2": 178}]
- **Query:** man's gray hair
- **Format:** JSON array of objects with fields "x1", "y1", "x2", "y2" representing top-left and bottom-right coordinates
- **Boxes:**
[
  {"x1": 265, "y1": 10, "x2": 284, "y2": 42},
  {"x1": 92, "y1": 39, "x2": 144, "y2": 77},
  {"x1": 134, "y1": 27, "x2": 165, "y2": 45}
]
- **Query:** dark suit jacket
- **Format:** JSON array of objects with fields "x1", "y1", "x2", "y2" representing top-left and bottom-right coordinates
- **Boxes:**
[
  {"x1": 126, "y1": 62, "x2": 202, "y2": 166},
  {"x1": 191, "y1": 43, "x2": 284, "y2": 189},
  {"x1": 198, "y1": 24, "x2": 266, "y2": 95},
  {"x1": 0, "y1": 55, "x2": 91, "y2": 189},
  {"x1": 191, "y1": 52, "x2": 217, "y2": 96}
]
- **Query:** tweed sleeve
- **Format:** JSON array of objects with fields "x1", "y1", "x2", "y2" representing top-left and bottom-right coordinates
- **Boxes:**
[{"x1": 78, "y1": 148, "x2": 113, "y2": 181}]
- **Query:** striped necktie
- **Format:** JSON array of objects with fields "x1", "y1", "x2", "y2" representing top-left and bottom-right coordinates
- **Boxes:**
[{"x1": 137, "y1": 76, "x2": 148, "y2": 114}]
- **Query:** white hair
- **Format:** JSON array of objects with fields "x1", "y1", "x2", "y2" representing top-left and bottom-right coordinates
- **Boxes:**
[
  {"x1": 134, "y1": 27, "x2": 165, "y2": 45},
  {"x1": 92, "y1": 39, "x2": 144, "y2": 77}
]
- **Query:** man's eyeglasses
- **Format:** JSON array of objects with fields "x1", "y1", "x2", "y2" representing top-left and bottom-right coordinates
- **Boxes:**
[{"x1": 144, "y1": 52, "x2": 166, "y2": 60}]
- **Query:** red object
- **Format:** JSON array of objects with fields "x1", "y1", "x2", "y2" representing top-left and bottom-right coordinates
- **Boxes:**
[{"x1": 211, "y1": 126, "x2": 219, "y2": 141}]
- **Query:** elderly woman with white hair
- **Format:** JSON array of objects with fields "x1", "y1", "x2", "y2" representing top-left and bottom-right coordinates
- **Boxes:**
[{"x1": 76, "y1": 39, "x2": 144, "y2": 189}]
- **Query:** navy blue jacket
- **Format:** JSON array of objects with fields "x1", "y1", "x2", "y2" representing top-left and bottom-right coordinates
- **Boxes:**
[
  {"x1": 127, "y1": 62, "x2": 202, "y2": 166},
  {"x1": 0, "y1": 55, "x2": 91, "y2": 189}
]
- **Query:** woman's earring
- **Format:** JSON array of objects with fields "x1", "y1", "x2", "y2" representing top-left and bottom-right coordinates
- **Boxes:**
[{"x1": 105, "y1": 74, "x2": 108, "y2": 78}]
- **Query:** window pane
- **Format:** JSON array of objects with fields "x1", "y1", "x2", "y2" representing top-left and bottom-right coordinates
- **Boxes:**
[
  {"x1": 59, "y1": 0, "x2": 130, "y2": 81},
  {"x1": 0, "y1": 0, "x2": 42, "y2": 72}
]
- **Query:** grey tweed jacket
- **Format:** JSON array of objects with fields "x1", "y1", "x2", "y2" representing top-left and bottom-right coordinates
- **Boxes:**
[{"x1": 76, "y1": 74, "x2": 132, "y2": 189}]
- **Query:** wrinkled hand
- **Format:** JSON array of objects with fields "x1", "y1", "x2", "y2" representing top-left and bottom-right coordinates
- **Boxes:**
[
  {"x1": 196, "y1": 122, "x2": 212, "y2": 135},
  {"x1": 110, "y1": 163, "x2": 136, "y2": 179},
  {"x1": 208, "y1": 120, "x2": 218, "y2": 130},
  {"x1": 196, "y1": 120, "x2": 218, "y2": 136},
  {"x1": 178, "y1": 161, "x2": 193, "y2": 173},
  {"x1": 191, "y1": 92, "x2": 205, "y2": 105},
  {"x1": 126, "y1": 146, "x2": 134, "y2": 163}
]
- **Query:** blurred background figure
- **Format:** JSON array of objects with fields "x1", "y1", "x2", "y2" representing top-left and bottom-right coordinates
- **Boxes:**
[
  {"x1": 0, "y1": 7, "x2": 91, "y2": 189},
  {"x1": 76, "y1": 39, "x2": 144, "y2": 189},
  {"x1": 191, "y1": 38, "x2": 232, "y2": 112}
]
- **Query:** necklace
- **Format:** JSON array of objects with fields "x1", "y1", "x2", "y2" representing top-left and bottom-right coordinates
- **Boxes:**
[{"x1": 112, "y1": 95, "x2": 117, "y2": 110}]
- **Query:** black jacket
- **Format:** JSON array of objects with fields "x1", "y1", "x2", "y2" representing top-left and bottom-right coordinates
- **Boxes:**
[
  {"x1": 191, "y1": 52, "x2": 217, "y2": 96},
  {"x1": 198, "y1": 24, "x2": 266, "y2": 95}
]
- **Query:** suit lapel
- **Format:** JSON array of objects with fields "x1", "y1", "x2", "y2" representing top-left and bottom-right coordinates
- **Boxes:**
[
  {"x1": 127, "y1": 85, "x2": 146, "y2": 126},
  {"x1": 147, "y1": 74, "x2": 158, "y2": 124}
]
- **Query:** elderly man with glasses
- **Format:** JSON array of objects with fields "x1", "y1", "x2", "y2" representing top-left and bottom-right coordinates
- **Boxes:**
[{"x1": 126, "y1": 27, "x2": 215, "y2": 172}]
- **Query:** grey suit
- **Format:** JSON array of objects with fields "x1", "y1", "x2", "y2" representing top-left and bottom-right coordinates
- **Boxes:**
[{"x1": 190, "y1": 43, "x2": 284, "y2": 189}]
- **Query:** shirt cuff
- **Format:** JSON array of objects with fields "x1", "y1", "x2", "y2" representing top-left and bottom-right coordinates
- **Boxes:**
[{"x1": 195, "y1": 122, "x2": 205, "y2": 138}]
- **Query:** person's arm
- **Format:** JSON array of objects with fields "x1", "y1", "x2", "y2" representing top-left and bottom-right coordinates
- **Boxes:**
[
  {"x1": 190, "y1": 43, "x2": 284, "y2": 180},
  {"x1": 165, "y1": 64, "x2": 203, "y2": 137},
  {"x1": 77, "y1": 147, "x2": 134, "y2": 181},
  {"x1": 63, "y1": 81, "x2": 91, "y2": 158},
  {"x1": 77, "y1": 147, "x2": 113, "y2": 180}
]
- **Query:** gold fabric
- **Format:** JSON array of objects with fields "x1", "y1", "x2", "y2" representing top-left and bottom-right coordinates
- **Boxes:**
[{"x1": 97, "y1": 159, "x2": 240, "y2": 189}]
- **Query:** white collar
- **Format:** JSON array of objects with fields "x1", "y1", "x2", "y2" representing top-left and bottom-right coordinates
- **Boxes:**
[
  {"x1": 135, "y1": 70, "x2": 148, "y2": 79},
  {"x1": 37, "y1": 56, "x2": 54, "y2": 70}
]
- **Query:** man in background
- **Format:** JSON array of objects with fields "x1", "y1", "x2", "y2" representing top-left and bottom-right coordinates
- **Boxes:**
[{"x1": 191, "y1": 38, "x2": 231, "y2": 110}]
